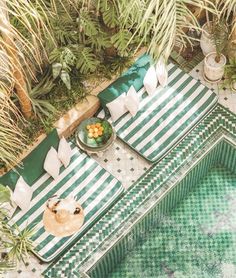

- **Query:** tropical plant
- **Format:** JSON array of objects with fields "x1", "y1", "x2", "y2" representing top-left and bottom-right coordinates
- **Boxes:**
[
  {"x1": 0, "y1": 94, "x2": 26, "y2": 169},
  {"x1": 209, "y1": 20, "x2": 229, "y2": 62},
  {"x1": 217, "y1": 0, "x2": 236, "y2": 32},
  {"x1": 216, "y1": 1, "x2": 236, "y2": 59},
  {"x1": 44, "y1": 0, "x2": 137, "y2": 87},
  {"x1": 0, "y1": 0, "x2": 65, "y2": 168},
  {"x1": 27, "y1": 74, "x2": 56, "y2": 119},
  {"x1": 118, "y1": 0, "x2": 216, "y2": 61},
  {"x1": 224, "y1": 58, "x2": 236, "y2": 88},
  {"x1": 0, "y1": 185, "x2": 34, "y2": 274},
  {"x1": 0, "y1": 0, "x2": 58, "y2": 118}
]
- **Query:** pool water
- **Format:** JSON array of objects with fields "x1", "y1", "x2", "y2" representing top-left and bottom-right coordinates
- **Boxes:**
[{"x1": 107, "y1": 166, "x2": 236, "y2": 278}]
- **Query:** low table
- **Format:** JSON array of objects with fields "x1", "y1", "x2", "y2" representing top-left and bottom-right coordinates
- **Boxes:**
[{"x1": 75, "y1": 118, "x2": 116, "y2": 157}]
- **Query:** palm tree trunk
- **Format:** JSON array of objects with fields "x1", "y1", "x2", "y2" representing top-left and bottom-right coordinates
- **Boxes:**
[{"x1": 0, "y1": 0, "x2": 32, "y2": 118}]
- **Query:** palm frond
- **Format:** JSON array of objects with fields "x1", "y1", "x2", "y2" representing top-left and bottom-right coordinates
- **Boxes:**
[
  {"x1": 0, "y1": 92, "x2": 26, "y2": 168},
  {"x1": 119, "y1": 0, "x2": 217, "y2": 60}
]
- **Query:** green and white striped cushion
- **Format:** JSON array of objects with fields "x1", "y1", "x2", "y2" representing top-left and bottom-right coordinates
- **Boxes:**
[
  {"x1": 98, "y1": 63, "x2": 218, "y2": 162},
  {"x1": 8, "y1": 142, "x2": 123, "y2": 262}
]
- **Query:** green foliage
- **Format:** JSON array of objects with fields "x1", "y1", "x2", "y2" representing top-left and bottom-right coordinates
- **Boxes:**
[
  {"x1": 22, "y1": 77, "x2": 87, "y2": 144},
  {"x1": 0, "y1": 185, "x2": 10, "y2": 204},
  {"x1": 76, "y1": 47, "x2": 100, "y2": 74},
  {"x1": 111, "y1": 30, "x2": 132, "y2": 56},
  {"x1": 102, "y1": 56, "x2": 133, "y2": 76},
  {"x1": 0, "y1": 95, "x2": 26, "y2": 168},
  {"x1": 28, "y1": 74, "x2": 57, "y2": 118},
  {"x1": 80, "y1": 10, "x2": 100, "y2": 37},
  {"x1": 100, "y1": 0, "x2": 119, "y2": 28},
  {"x1": 210, "y1": 21, "x2": 229, "y2": 59},
  {"x1": 119, "y1": 0, "x2": 217, "y2": 61},
  {"x1": 1, "y1": 221, "x2": 34, "y2": 265},
  {"x1": 224, "y1": 58, "x2": 236, "y2": 86},
  {"x1": 0, "y1": 188, "x2": 34, "y2": 273},
  {"x1": 87, "y1": 31, "x2": 111, "y2": 52},
  {"x1": 44, "y1": 0, "x2": 137, "y2": 88}
]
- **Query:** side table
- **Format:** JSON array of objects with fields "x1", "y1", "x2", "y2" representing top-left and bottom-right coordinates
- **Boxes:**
[{"x1": 75, "y1": 128, "x2": 116, "y2": 157}]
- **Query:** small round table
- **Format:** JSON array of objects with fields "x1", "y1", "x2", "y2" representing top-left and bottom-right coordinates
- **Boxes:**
[{"x1": 75, "y1": 118, "x2": 116, "y2": 157}]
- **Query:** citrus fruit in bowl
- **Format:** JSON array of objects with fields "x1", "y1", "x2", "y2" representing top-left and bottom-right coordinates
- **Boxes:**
[{"x1": 76, "y1": 117, "x2": 113, "y2": 148}]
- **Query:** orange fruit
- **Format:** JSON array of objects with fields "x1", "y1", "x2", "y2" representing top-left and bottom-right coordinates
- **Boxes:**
[
  {"x1": 94, "y1": 128, "x2": 98, "y2": 132},
  {"x1": 96, "y1": 123, "x2": 101, "y2": 128},
  {"x1": 99, "y1": 127, "x2": 104, "y2": 132},
  {"x1": 90, "y1": 124, "x2": 95, "y2": 129},
  {"x1": 88, "y1": 132, "x2": 93, "y2": 138},
  {"x1": 98, "y1": 130, "x2": 103, "y2": 136},
  {"x1": 89, "y1": 128, "x2": 94, "y2": 133},
  {"x1": 94, "y1": 133, "x2": 98, "y2": 138}
]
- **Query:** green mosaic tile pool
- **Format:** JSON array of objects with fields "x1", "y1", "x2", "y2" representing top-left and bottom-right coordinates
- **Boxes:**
[{"x1": 106, "y1": 165, "x2": 236, "y2": 278}]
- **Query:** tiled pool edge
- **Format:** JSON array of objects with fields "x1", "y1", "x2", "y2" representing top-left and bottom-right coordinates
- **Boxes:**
[
  {"x1": 43, "y1": 104, "x2": 236, "y2": 278},
  {"x1": 87, "y1": 139, "x2": 236, "y2": 277}
]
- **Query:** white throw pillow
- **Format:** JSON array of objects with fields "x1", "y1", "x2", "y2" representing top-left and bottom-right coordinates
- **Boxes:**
[
  {"x1": 12, "y1": 176, "x2": 33, "y2": 212},
  {"x1": 143, "y1": 65, "x2": 158, "y2": 95},
  {"x1": 124, "y1": 86, "x2": 139, "y2": 117},
  {"x1": 44, "y1": 147, "x2": 61, "y2": 179},
  {"x1": 58, "y1": 137, "x2": 72, "y2": 168},
  {"x1": 106, "y1": 93, "x2": 128, "y2": 122},
  {"x1": 156, "y1": 57, "x2": 168, "y2": 87}
]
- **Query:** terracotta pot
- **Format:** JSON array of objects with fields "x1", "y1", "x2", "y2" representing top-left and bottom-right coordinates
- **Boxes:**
[
  {"x1": 204, "y1": 52, "x2": 226, "y2": 82},
  {"x1": 200, "y1": 22, "x2": 216, "y2": 56}
]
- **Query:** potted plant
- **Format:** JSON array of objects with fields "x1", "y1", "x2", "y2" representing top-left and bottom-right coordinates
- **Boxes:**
[
  {"x1": 200, "y1": 12, "x2": 216, "y2": 56},
  {"x1": 203, "y1": 21, "x2": 228, "y2": 82},
  {"x1": 224, "y1": 59, "x2": 236, "y2": 92}
]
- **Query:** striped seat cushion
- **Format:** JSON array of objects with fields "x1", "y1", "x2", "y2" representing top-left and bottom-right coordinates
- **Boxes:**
[
  {"x1": 98, "y1": 63, "x2": 218, "y2": 162},
  {"x1": 8, "y1": 142, "x2": 123, "y2": 262}
]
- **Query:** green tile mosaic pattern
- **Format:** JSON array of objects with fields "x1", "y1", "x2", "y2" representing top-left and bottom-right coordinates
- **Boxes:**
[
  {"x1": 43, "y1": 104, "x2": 236, "y2": 278},
  {"x1": 106, "y1": 166, "x2": 236, "y2": 278},
  {"x1": 88, "y1": 141, "x2": 225, "y2": 278}
]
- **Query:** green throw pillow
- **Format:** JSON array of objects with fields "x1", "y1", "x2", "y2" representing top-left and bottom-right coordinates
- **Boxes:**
[
  {"x1": 0, "y1": 129, "x2": 60, "y2": 190},
  {"x1": 98, "y1": 53, "x2": 152, "y2": 111}
]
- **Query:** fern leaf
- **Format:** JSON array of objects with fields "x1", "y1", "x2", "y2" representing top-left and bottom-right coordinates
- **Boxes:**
[{"x1": 76, "y1": 47, "x2": 100, "y2": 74}]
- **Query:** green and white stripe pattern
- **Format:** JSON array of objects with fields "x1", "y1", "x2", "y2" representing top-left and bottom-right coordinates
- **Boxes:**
[
  {"x1": 8, "y1": 143, "x2": 123, "y2": 262},
  {"x1": 98, "y1": 63, "x2": 217, "y2": 162},
  {"x1": 43, "y1": 104, "x2": 236, "y2": 278}
]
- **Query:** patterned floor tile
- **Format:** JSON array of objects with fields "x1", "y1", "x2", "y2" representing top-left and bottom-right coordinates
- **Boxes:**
[{"x1": 91, "y1": 138, "x2": 151, "y2": 189}]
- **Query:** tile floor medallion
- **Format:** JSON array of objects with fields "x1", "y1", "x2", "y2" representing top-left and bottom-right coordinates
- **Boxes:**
[{"x1": 6, "y1": 60, "x2": 236, "y2": 277}]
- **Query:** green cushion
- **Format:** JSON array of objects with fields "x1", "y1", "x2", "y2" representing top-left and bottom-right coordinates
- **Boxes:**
[
  {"x1": 98, "y1": 53, "x2": 152, "y2": 110},
  {"x1": 0, "y1": 129, "x2": 60, "y2": 190}
]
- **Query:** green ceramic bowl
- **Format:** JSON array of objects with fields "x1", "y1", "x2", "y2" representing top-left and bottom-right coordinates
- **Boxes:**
[{"x1": 76, "y1": 117, "x2": 113, "y2": 148}]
